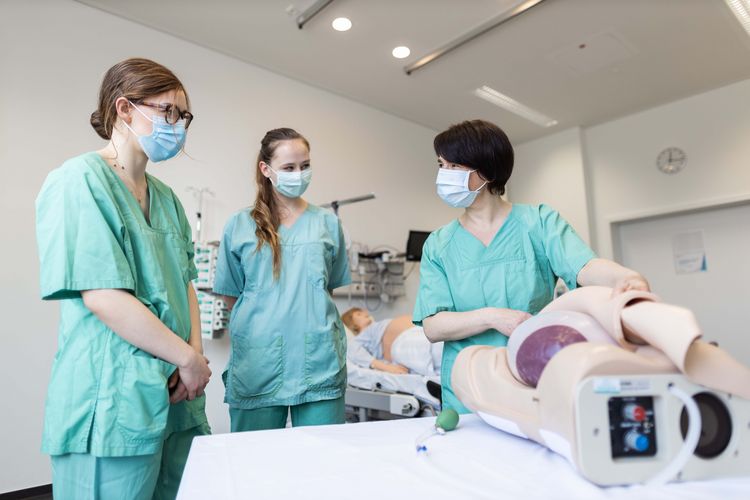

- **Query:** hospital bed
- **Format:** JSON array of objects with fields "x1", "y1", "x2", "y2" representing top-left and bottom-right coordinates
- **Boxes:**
[
  {"x1": 177, "y1": 414, "x2": 750, "y2": 500},
  {"x1": 345, "y1": 362, "x2": 440, "y2": 421}
]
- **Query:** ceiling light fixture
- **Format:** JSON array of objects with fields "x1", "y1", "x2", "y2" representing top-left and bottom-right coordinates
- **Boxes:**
[
  {"x1": 474, "y1": 86, "x2": 558, "y2": 128},
  {"x1": 404, "y1": 0, "x2": 548, "y2": 75},
  {"x1": 392, "y1": 46, "x2": 411, "y2": 59},
  {"x1": 332, "y1": 17, "x2": 352, "y2": 31},
  {"x1": 296, "y1": 0, "x2": 334, "y2": 29},
  {"x1": 725, "y1": 0, "x2": 750, "y2": 36}
]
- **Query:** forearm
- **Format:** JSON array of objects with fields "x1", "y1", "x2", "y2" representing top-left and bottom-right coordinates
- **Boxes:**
[
  {"x1": 577, "y1": 258, "x2": 641, "y2": 287},
  {"x1": 423, "y1": 308, "x2": 522, "y2": 342},
  {"x1": 187, "y1": 284, "x2": 204, "y2": 354},
  {"x1": 82, "y1": 288, "x2": 194, "y2": 367}
]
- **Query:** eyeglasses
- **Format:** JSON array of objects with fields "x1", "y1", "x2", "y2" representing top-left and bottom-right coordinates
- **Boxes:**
[{"x1": 135, "y1": 101, "x2": 194, "y2": 129}]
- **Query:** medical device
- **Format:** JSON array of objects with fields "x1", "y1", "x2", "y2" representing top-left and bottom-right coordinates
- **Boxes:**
[
  {"x1": 415, "y1": 409, "x2": 460, "y2": 453},
  {"x1": 453, "y1": 286, "x2": 750, "y2": 486},
  {"x1": 332, "y1": 245, "x2": 406, "y2": 309},
  {"x1": 466, "y1": 358, "x2": 750, "y2": 486},
  {"x1": 406, "y1": 230, "x2": 431, "y2": 261},
  {"x1": 193, "y1": 241, "x2": 227, "y2": 339},
  {"x1": 539, "y1": 373, "x2": 747, "y2": 486},
  {"x1": 484, "y1": 373, "x2": 747, "y2": 486},
  {"x1": 196, "y1": 290, "x2": 229, "y2": 340},
  {"x1": 193, "y1": 241, "x2": 218, "y2": 290},
  {"x1": 502, "y1": 312, "x2": 713, "y2": 485}
]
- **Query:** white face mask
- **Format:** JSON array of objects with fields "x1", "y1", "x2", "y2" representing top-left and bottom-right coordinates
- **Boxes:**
[
  {"x1": 270, "y1": 168, "x2": 312, "y2": 198},
  {"x1": 436, "y1": 168, "x2": 487, "y2": 208}
]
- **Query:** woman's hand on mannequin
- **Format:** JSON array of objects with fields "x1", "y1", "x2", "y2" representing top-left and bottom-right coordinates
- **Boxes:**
[
  {"x1": 611, "y1": 273, "x2": 650, "y2": 296},
  {"x1": 577, "y1": 258, "x2": 650, "y2": 295},
  {"x1": 491, "y1": 308, "x2": 532, "y2": 336}
]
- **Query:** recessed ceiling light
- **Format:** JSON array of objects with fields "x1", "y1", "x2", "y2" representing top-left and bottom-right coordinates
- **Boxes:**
[
  {"x1": 725, "y1": 0, "x2": 750, "y2": 36},
  {"x1": 474, "y1": 86, "x2": 558, "y2": 128},
  {"x1": 392, "y1": 46, "x2": 411, "y2": 59},
  {"x1": 332, "y1": 17, "x2": 352, "y2": 31}
]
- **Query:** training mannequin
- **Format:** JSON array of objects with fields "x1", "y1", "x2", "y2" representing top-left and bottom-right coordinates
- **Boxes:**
[{"x1": 452, "y1": 285, "x2": 750, "y2": 447}]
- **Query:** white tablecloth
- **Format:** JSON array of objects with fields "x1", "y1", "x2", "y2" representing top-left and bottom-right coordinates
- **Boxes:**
[{"x1": 177, "y1": 415, "x2": 750, "y2": 500}]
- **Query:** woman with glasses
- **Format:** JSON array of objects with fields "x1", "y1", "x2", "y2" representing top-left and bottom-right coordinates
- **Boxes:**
[
  {"x1": 35, "y1": 58, "x2": 210, "y2": 500},
  {"x1": 213, "y1": 128, "x2": 351, "y2": 432},
  {"x1": 413, "y1": 119, "x2": 650, "y2": 415}
]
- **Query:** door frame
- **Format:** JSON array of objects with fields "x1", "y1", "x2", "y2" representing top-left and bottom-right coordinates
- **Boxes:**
[{"x1": 609, "y1": 193, "x2": 750, "y2": 263}]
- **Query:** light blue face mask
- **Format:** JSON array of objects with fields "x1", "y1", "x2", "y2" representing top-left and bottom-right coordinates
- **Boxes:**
[
  {"x1": 270, "y1": 168, "x2": 313, "y2": 198},
  {"x1": 436, "y1": 167, "x2": 487, "y2": 208},
  {"x1": 124, "y1": 101, "x2": 187, "y2": 163}
]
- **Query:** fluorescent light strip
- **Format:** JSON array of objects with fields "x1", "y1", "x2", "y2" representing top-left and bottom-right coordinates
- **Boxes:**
[
  {"x1": 474, "y1": 86, "x2": 558, "y2": 128},
  {"x1": 726, "y1": 0, "x2": 750, "y2": 36}
]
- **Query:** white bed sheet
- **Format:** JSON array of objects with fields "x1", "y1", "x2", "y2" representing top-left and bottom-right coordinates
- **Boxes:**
[
  {"x1": 177, "y1": 414, "x2": 750, "y2": 500},
  {"x1": 347, "y1": 362, "x2": 440, "y2": 406}
]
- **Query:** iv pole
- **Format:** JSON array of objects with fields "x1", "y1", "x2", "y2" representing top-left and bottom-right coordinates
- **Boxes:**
[
  {"x1": 186, "y1": 186, "x2": 215, "y2": 242},
  {"x1": 320, "y1": 193, "x2": 376, "y2": 216}
]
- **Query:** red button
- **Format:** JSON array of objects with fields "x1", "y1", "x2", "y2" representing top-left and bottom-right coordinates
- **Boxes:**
[{"x1": 623, "y1": 404, "x2": 646, "y2": 422}]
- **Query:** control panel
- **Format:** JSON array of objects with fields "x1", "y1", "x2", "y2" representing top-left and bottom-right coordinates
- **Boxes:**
[{"x1": 608, "y1": 396, "x2": 657, "y2": 458}]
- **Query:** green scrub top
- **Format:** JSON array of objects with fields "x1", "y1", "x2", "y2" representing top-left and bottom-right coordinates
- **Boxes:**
[
  {"x1": 413, "y1": 204, "x2": 596, "y2": 413},
  {"x1": 35, "y1": 152, "x2": 207, "y2": 457},
  {"x1": 213, "y1": 205, "x2": 351, "y2": 410}
]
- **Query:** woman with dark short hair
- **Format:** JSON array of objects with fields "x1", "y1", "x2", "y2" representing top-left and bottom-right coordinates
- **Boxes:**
[{"x1": 412, "y1": 119, "x2": 649, "y2": 414}]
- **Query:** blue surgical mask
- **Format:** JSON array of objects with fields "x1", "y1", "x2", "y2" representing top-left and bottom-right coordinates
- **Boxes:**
[
  {"x1": 436, "y1": 168, "x2": 487, "y2": 208},
  {"x1": 124, "y1": 101, "x2": 186, "y2": 162},
  {"x1": 270, "y1": 168, "x2": 312, "y2": 198}
]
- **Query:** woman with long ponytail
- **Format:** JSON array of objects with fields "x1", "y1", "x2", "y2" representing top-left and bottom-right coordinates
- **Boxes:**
[{"x1": 214, "y1": 128, "x2": 351, "y2": 431}]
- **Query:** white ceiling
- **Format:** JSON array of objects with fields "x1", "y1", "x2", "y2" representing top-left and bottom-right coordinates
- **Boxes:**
[{"x1": 76, "y1": 0, "x2": 750, "y2": 143}]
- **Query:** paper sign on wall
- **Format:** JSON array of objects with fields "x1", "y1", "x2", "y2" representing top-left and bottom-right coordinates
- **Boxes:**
[{"x1": 672, "y1": 230, "x2": 707, "y2": 274}]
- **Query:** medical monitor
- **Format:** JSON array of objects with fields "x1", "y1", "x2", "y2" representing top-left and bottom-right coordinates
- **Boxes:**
[{"x1": 406, "y1": 230, "x2": 431, "y2": 261}]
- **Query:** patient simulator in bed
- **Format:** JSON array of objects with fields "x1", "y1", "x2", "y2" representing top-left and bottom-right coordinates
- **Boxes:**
[
  {"x1": 452, "y1": 286, "x2": 750, "y2": 486},
  {"x1": 343, "y1": 308, "x2": 443, "y2": 377}
]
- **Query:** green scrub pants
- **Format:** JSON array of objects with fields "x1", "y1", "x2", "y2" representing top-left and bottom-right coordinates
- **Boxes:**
[
  {"x1": 51, "y1": 422, "x2": 210, "y2": 500},
  {"x1": 51, "y1": 452, "x2": 161, "y2": 500},
  {"x1": 153, "y1": 421, "x2": 211, "y2": 500},
  {"x1": 230, "y1": 396, "x2": 345, "y2": 432}
]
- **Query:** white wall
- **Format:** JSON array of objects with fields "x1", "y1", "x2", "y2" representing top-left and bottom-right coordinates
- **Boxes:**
[
  {"x1": 583, "y1": 78, "x2": 750, "y2": 258},
  {"x1": 0, "y1": 0, "x2": 457, "y2": 492},
  {"x1": 509, "y1": 78, "x2": 750, "y2": 262},
  {"x1": 509, "y1": 127, "x2": 592, "y2": 244}
]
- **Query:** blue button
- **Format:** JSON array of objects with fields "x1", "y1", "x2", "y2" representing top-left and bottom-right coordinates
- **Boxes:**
[{"x1": 625, "y1": 431, "x2": 650, "y2": 452}]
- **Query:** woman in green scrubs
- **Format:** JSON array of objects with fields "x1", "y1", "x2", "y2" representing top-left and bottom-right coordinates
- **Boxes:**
[
  {"x1": 35, "y1": 58, "x2": 211, "y2": 500},
  {"x1": 214, "y1": 128, "x2": 351, "y2": 432},
  {"x1": 413, "y1": 120, "x2": 649, "y2": 414}
]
